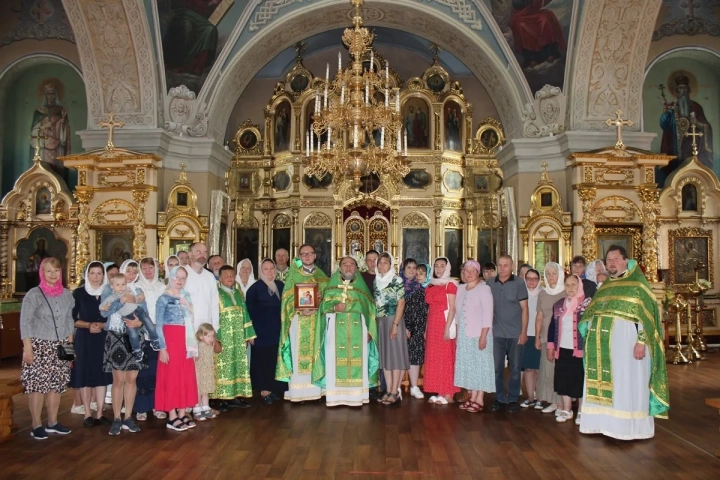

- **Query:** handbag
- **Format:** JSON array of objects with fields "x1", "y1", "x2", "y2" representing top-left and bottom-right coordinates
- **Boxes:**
[
  {"x1": 39, "y1": 289, "x2": 75, "y2": 361},
  {"x1": 445, "y1": 284, "x2": 457, "y2": 340}
]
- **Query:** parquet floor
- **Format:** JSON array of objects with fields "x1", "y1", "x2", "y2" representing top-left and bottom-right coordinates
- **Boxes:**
[{"x1": 0, "y1": 353, "x2": 719, "y2": 480}]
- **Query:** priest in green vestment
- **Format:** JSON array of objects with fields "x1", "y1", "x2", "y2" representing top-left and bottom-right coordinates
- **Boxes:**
[
  {"x1": 579, "y1": 245, "x2": 669, "y2": 440},
  {"x1": 211, "y1": 265, "x2": 256, "y2": 408},
  {"x1": 276, "y1": 244, "x2": 329, "y2": 401},
  {"x1": 313, "y1": 256, "x2": 378, "y2": 407}
]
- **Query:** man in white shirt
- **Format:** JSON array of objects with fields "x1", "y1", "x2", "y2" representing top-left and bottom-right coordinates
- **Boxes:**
[{"x1": 183, "y1": 243, "x2": 220, "y2": 332}]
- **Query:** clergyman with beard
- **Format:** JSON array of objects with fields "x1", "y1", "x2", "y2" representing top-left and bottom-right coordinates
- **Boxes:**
[{"x1": 312, "y1": 257, "x2": 378, "y2": 407}]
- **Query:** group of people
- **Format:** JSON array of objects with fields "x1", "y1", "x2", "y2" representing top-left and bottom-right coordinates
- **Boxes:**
[{"x1": 19, "y1": 242, "x2": 669, "y2": 442}]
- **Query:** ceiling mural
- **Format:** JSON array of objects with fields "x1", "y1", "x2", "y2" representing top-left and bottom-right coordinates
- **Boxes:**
[
  {"x1": 653, "y1": 0, "x2": 720, "y2": 40},
  {"x1": 489, "y1": 0, "x2": 575, "y2": 95}
]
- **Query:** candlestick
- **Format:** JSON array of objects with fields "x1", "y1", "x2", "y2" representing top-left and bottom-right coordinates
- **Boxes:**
[
  {"x1": 404, "y1": 129, "x2": 408, "y2": 156},
  {"x1": 310, "y1": 130, "x2": 313, "y2": 155},
  {"x1": 381, "y1": 127, "x2": 385, "y2": 149},
  {"x1": 385, "y1": 61, "x2": 389, "y2": 86},
  {"x1": 395, "y1": 92, "x2": 400, "y2": 113},
  {"x1": 340, "y1": 84, "x2": 345, "y2": 104},
  {"x1": 327, "y1": 127, "x2": 332, "y2": 150},
  {"x1": 338, "y1": 52, "x2": 342, "y2": 73},
  {"x1": 385, "y1": 88, "x2": 388, "y2": 107},
  {"x1": 365, "y1": 80, "x2": 369, "y2": 105},
  {"x1": 306, "y1": 131, "x2": 309, "y2": 156},
  {"x1": 324, "y1": 85, "x2": 328, "y2": 109},
  {"x1": 397, "y1": 130, "x2": 401, "y2": 151},
  {"x1": 370, "y1": 50, "x2": 374, "y2": 71},
  {"x1": 353, "y1": 124, "x2": 358, "y2": 148}
]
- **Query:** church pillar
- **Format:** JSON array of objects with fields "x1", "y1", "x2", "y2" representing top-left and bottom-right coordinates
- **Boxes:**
[
  {"x1": 577, "y1": 186, "x2": 597, "y2": 262},
  {"x1": 434, "y1": 208, "x2": 442, "y2": 258},
  {"x1": 391, "y1": 209, "x2": 399, "y2": 261},
  {"x1": 0, "y1": 223, "x2": 9, "y2": 293},
  {"x1": 638, "y1": 184, "x2": 661, "y2": 283},
  {"x1": 466, "y1": 206, "x2": 474, "y2": 260},
  {"x1": 132, "y1": 189, "x2": 150, "y2": 261},
  {"x1": 73, "y1": 187, "x2": 93, "y2": 287},
  {"x1": 262, "y1": 211, "x2": 270, "y2": 259},
  {"x1": 335, "y1": 208, "x2": 343, "y2": 261},
  {"x1": 292, "y1": 208, "x2": 300, "y2": 257}
]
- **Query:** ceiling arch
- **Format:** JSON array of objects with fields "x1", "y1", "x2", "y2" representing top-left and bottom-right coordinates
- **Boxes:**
[{"x1": 203, "y1": 0, "x2": 531, "y2": 141}]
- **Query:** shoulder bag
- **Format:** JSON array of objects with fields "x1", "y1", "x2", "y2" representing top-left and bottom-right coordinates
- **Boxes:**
[{"x1": 38, "y1": 289, "x2": 75, "y2": 361}]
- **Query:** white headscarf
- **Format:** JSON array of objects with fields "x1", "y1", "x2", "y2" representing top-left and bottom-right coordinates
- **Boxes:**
[
  {"x1": 585, "y1": 259, "x2": 607, "y2": 284},
  {"x1": 164, "y1": 255, "x2": 180, "y2": 281},
  {"x1": 429, "y1": 257, "x2": 459, "y2": 287},
  {"x1": 236, "y1": 259, "x2": 256, "y2": 296},
  {"x1": 543, "y1": 262, "x2": 565, "y2": 295},
  {"x1": 119, "y1": 259, "x2": 139, "y2": 285},
  {"x1": 374, "y1": 254, "x2": 397, "y2": 291},
  {"x1": 136, "y1": 257, "x2": 161, "y2": 290},
  {"x1": 83, "y1": 261, "x2": 107, "y2": 296}
]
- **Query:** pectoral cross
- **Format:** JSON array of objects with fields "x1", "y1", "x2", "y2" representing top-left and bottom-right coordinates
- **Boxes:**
[
  {"x1": 339, "y1": 279, "x2": 354, "y2": 304},
  {"x1": 99, "y1": 112, "x2": 125, "y2": 151},
  {"x1": 30, "y1": 127, "x2": 47, "y2": 161},
  {"x1": 606, "y1": 109, "x2": 633, "y2": 150},
  {"x1": 685, "y1": 123, "x2": 704, "y2": 157}
]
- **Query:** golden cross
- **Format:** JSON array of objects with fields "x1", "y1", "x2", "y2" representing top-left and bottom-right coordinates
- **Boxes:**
[
  {"x1": 99, "y1": 112, "x2": 125, "y2": 150},
  {"x1": 29, "y1": 127, "x2": 47, "y2": 161},
  {"x1": 606, "y1": 109, "x2": 634, "y2": 150},
  {"x1": 339, "y1": 279, "x2": 355, "y2": 304},
  {"x1": 685, "y1": 123, "x2": 704, "y2": 157}
]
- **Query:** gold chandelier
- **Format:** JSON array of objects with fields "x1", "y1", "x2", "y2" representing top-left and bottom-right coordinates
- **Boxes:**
[{"x1": 304, "y1": 0, "x2": 410, "y2": 192}]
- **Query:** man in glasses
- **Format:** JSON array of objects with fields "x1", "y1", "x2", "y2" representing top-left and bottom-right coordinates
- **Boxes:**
[{"x1": 275, "y1": 244, "x2": 329, "y2": 402}]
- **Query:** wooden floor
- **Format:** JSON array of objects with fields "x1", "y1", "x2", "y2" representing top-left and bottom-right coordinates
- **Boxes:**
[{"x1": 1, "y1": 354, "x2": 719, "y2": 480}]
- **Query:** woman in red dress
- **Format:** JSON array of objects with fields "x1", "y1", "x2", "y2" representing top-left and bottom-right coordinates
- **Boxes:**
[{"x1": 423, "y1": 257, "x2": 459, "y2": 404}]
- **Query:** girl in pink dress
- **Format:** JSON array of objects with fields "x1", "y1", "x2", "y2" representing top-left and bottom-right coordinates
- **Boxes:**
[{"x1": 423, "y1": 257, "x2": 459, "y2": 404}]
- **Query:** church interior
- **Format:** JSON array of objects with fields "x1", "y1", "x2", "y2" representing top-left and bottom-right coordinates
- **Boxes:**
[{"x1": 0, "y1": 0, "x2": 720, "y2": 477}]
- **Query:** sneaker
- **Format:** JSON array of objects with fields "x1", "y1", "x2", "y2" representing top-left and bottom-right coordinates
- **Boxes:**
[
  {"x1": 70, "y1": 404, "x2": 85, "y2": 415},
  {"x1": 94, "y1": 416, "x2": 112, "y2": 426},
  {"x1": 105, "y1": 389, "x2": 112, "y2": 405},
  {"x1": 90, "y1": 401, "x2": 98, "y2": 411},
  {"x1": 122, "y1": 418, "x2": 141, "y2": 433},
  {"x1": 575, "y1": 413, "x2": 582, "y2": 426},
  {"x1": 534, "y1": 400, "x2": 544, "y2": 410},
  {"x1": 133, "y1": 350, "x2": 144, "y2": 362},
  {"x1": 507, "y1": 402, "x2": 520, "y2": 414},
  {"x1": 556, "y1": 410, "x2": 573, "y2": 423},
  {"x1": 30, "y1": 426, "x2": 48, "y2": 440},
  {"x1": 541, "y1": 403, "x2": 558, "y2": 414},
  {"x1": 46, "y1": 423, "x2": 71, "y2": 435},
  {"x1": 488, "y1": 400, "x2": 505, "y2": 412},
  {"x1": 520, "y1": 398, "x2": 537, "y2": 408},
  {"x1": 555, "y1": 409, "x2": 562, "y2": 417},
  {"x1": 83, "y1": 416, "x2": 95, "y2": 428},
  {"x1": 410, "y1": 386, "x2": 424, "y2": 399},
  {"x1": 150, "y1": 340, "x2": 161, "y2": 351},
  {"x1": 109, "y1": 418, "x2": 122, "y2": 436}
]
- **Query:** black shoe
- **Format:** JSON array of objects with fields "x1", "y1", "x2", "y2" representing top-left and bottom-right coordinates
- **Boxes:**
[
  {"x1": 46, "y1": 423, "x2": 71, "y2": 435},
  {"x1": 228, "y1": 398, "x2": 251, "y2": 408},
  {"x1": 488, "y1": 401, "x2": 505, "y2": 412},
  {"x1": 262, "y1": 394, "x2": 274, "y2": 405},
  {"x1": 83, "y1": 416, "x2": 95, "y2": 428},
  {"x1": 94, "y1": 416, "x2": 112, "y2": 426},
  {"x1": 369, "y1": 388, "x2": 380, "y2": 401},
  {"x1": 507, "y1": 401, "x2": 520, "y2": 414},
  {"x1": 30, "y1": 426, "x2": 48, "y2": 440},
  {"x1": 217, "y1": 401, "x2": 230, "y2": 412}
]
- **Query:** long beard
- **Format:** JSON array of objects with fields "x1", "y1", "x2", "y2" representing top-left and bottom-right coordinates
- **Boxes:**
[
  {"x1": 341, "y1": 271, "x2": 356, "y2": 281},
  {"x1": 677, "y1": 94, "x2": 691, "y2": 118}
]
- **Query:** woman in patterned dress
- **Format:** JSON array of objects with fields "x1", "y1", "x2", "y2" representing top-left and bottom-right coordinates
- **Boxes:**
[
  {"x1": 423, "y1": 257, "x2": 459, "y2": 405},
  {"x1": 401, "y1": 259, "x2": 430, "y2": 399},
  {"x1": 373, "y1": 253, "x2": 409, "y2": 406},
  {"x1": 454, "y1": 260, "x2": 495, "y2": 412}
]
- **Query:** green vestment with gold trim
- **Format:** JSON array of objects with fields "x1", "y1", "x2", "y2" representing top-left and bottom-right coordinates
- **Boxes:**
[{"x1": 212, "y1": 284, "x2": 256, "y2": 399}]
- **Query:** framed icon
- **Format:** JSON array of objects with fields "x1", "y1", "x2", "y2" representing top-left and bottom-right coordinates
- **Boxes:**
[{"x1": 294, "y1": 283, "x2": 319, "y2": 310}]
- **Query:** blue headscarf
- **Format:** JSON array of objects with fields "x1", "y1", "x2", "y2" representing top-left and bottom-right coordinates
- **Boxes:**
[{"x1": 166, "y1": 266, "x2": 198, "y2": 358}]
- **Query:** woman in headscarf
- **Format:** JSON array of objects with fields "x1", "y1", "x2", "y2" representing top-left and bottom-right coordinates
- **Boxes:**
[
  {"x1": 101, "y1": 258, "x2": 147, "y2": 436},
  {"x1": 400, "y1": 259, "x2": 429, "y2": 399},
  {"x1": 163, "y1": 255, "x2": 180, "y2": 284},
  {"x1": 246, "y1": 258, "x2": 288, "y2": 404},
  {"x1": 534, "y1": 262, "x2": 565, "y2": 414},
  {"x1": 373, "y1": 252, "x2": 408, "y2": 406},
  {"x1": 155, "y1": 266, "x2": 199, "y2": 432},
  {"x1": 520, "y1": 268, "x2": 543, "y2": 408},
  {"x1": 70, "y1": 261, "x2": 112, "y2": 427},
  {"x1": 585, "y1": 259, "x2": 608, "y2": 288},
  {"x1": 20, "y1": 257, "x2": 75, "y2": 439},
  {"x1": 453, "y1": 260, "x2": 494, "y2": 412},
  {"x1": 547, "y1": 274, "x2": 591, "y2": 424},
  {"x1": 424, "y1": 257, "x2": 459, "y2": 405},
  {"x1": 236, "y1": 259, "x2": 256, "y2": 296},
  {"x1": 132, "y1": 257, "x2": 168, "y2": 422}
]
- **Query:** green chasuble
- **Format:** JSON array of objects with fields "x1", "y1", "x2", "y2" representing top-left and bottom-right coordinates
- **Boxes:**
[
  {"x1": 276, "y1": 263, "x2": 329, "y2": 381},
  {"x1": 580, "y1": 260, "x2": 669, "y2": 418},
  {"x1": 312, "y1": 271, "x2": 379, "y2": 388},
  {"x1": 212, "y1": 284, "x2": 257, "y2": 399}
]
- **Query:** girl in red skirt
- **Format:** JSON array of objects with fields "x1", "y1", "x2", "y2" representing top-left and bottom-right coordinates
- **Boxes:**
[{"x1": 155, "y1": 266, "x2": 199, "y2": 432}]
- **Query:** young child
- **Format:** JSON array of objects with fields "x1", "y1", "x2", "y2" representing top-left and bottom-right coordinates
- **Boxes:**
[
  {"x1": 194, "y1": 323, "x2": 218, "y2": 421},
  {"x1": 101, "y1": 273, "x2": 160, "y2": 360}
]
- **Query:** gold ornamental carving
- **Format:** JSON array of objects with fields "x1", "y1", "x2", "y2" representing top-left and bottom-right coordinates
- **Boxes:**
[
  {"x1": 668, "y1": 227, "x2": 714, "y2": 293},
  {"x1": 91, "y1": 199, "x2": 136, "y2": 226},
  {"x1": 578, "y1": 186, "x2": 597, "y2": 261},
  {"x1": 638, "y1": 185, "x2": 660, "y2": 282},
  {"x1": 592, "y1": 195, "x2": 642, "y2": 223},
  {"x1": 595, "y1": 167, "x2": 634, "y2": 186},
  {"x1": 74, "y1": 187, "x2": 94, "y2": 284},
  {"x1": 272, "y1": 213, "x2": 292, "y2": 228},
  {"x1": 304, "y1": 212, "x2": 333, "y2": 228},
  {"x1": 132, "y1": 189, "x2": 150, "y2": 260},
  {"x1": 402, "y1": 212, "x2": 430, "y2": 228},
  {"x1": 444, "y1": 213, "x2": 463, "y2": 228}
]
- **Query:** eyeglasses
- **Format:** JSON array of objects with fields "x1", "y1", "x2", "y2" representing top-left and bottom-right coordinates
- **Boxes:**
[{"x1": 299, "y1": 252, "x2": 315, "y2": 257}]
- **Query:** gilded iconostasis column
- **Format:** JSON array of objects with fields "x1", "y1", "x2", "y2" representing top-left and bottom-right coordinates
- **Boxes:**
[
  {"x1": 262, "y1": 211, "x2": 269, "y2": 259},
  {"x1": 578, "y1": 186, "x2": 596, "y2": 262},
  {"x1": 132, "y1": 189, "x2": 150, "y2": 260},
  {"x1": 434, "y1": 208, "x2": 442, "y2": 258},
  {"x1": 335, "y1": 208, "x2": 343, "y2": 261},
  {"x1": 292, "y1": 208, "x2": 299, "y2": 257},
  {"x1": 0, "y1": 223, "x2": 9, "y2": 295},
  {"x1": 638, "y1": 184, "x2": 661, "y2": 283},
  {"x1": 74, "y1": 187, "x2": 94, "y2": 285},
  {"x1": 391, "y1": 209, "x2": 399, "y2": 261}
]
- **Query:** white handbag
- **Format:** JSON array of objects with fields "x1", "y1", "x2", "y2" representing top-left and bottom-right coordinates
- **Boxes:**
[{"x1": 445, "y1": 285, "x2": 457, "y2": 339}]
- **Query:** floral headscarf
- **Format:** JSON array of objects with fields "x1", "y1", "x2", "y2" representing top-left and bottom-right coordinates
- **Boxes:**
[
  {"x1": 39, "y1": 258, "x2": 64, "y2": 297},
  {"x1": 400, "y1": 260, "x2": 424, "y2": 296}
]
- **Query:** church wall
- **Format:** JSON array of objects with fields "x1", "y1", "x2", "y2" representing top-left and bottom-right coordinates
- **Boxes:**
[
  {"x1": 225, "y1": 46, "x2": 499, "y2": 141},
  {"x1": 1, "y1": 62, "x2": 86, "y2": 196},
  {"x1": 647, "y1": 37, "x2": 720, "y2": 65},
  {"x1": 0, "y1": 40, "x2": 81, "y2": 76},
  {"x1": 643, "y1": 54, "x2": 720, "y2": 180}
]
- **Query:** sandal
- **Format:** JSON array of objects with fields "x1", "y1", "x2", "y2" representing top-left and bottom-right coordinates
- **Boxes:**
[
  {"x1": 466, "y1": 402, "x2": 483, "y2": 413},
  {"x1": 135, "y1": 412, "x2": 147, "y2": 422},
  {"x1": 382, "y1": 393, "x2": 401, "y2": 407},
  {"x1": 459, "y1": 401, "x2": 473, "y2": 410},
  {"x1": 166, "y1": 418, "x2": 188, "y2": 431},
  {"x1": 180, "y1": 415, "x2": 196, "y2": 429},
  {"x1": 377, "y1": 391, "x2": 390, "y2": 403},
  {"x1": 210, "y1": 408, "x2": 220, "y2": 416},
  {"x1": 153, "y1": 410, "x2": 167, "y2": 419}
]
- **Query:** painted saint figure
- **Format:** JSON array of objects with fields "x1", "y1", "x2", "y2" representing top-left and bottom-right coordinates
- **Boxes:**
[{"x1": 31, "y1": 83, "x2": 71, "y2": 175}]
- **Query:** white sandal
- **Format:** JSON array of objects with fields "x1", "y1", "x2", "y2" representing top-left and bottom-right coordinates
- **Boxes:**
[
  {"x1": 435, "y1": 396, "x2": 449, "y2": 405},
  {"x1": 136, "y1": 412, "x2": 147, "y2": 421},
  {"x1": 153, "y1": 410, "x2": 167, "y2": 419},
  {"x1": 428, "y1": 396, "x2": 438, "y2": 404}
]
